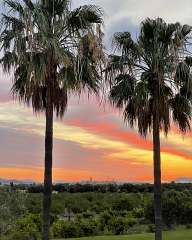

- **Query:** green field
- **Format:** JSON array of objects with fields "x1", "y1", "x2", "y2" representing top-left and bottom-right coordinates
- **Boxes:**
[{"x1": 56, "y1": 229, "x2": 192, "y2": 240}]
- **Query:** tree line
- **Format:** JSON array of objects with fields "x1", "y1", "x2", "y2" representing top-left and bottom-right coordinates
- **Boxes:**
[
  {"x1": 1, "y1": 0, "x2": 192, "y2": 240},
  {"x1": 9, "y1": 182, "x2": 192, "y2": 194}
]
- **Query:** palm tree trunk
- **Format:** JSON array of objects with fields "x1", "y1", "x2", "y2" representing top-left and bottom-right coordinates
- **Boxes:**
[
  {"x1": 153, "y1": 108, "x2": 162, "y2": 240},
  {"x1": 42, "y1": 103, "x2": 53, "y2": 240}
]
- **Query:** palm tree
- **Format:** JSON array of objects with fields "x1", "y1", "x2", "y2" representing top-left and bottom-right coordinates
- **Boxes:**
[
  {"x1": 105, "y1": 18, "x2": 191, "y2": 240},
  {"x1": 0, "y1": 0, "x2": 104, "y2": 239}
]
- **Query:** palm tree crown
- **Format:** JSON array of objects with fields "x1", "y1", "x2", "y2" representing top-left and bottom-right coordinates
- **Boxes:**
[
  {"x1": 1, "y1": 0, "x2": 104, "y2": 114},
  {"x1": 106, "y1": 18, "x2": 191, "y2": 135}
]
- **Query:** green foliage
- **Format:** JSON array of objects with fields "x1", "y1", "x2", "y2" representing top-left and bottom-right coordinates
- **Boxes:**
[
  {"x1": 7, "y1": 214, "x2": 41, "y2": 240},
  {"x1": 25, "y1": 194, "x2": 42, "y2": 214},
  {"x1": 52, "y1": 220, "x2": 81, "y2": 238},
  {"x1": 78, "y1": 218, "x2": 100, "y2": 237},
  {"x1": 52, "y1": 217, "x2": 101, "y2": 238},
  {"x1": 8, "y1": 231, "x2": 39, "y2": 240},
  {"x1": 112, "y1": 196, "x2": 133, "y2": 211},
  {"x1": 185, "y1": 224, "x2": 192, "y2": 229},
  {"x1": 15, "y1": 214, "x2": 41, "y2": 232},
  {"x1": 99, "y1": 210, "x2": 113, "y2": 228},
  {"x1": 144, "y1": 190, "x2": 192, "y2": 227},
  {"x1": 2, "y1": 186, "x2": 192, "y2": 239},
  {"x1": 0, "y1": 188, "x2": 27, "y2": 235},
  {"x1": 147, "y1": 224, "x2": 156, "y2": 233},
  {"x1": 108, "y1": 216, "x2": 137, "y2": 235},
  {"x1": 132, "y1": 208, "x2": 145, "y2": 219}
]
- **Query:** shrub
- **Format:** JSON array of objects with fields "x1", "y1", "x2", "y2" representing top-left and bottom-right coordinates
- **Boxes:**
[
  {"x1": 15, "y1": 214, "x2": 40, "y2": 232},
  {"x1": 132, "y1": 207, "x2": 144, "y2": 218},
  {"x1": 8, "y1": 231, "x2": 39, "y2": 240},
  {"x1": 8, "y1": 214, "x2": 41, "y2": 240},
  {"x1": 99, "y1": 210, "x2": 113, "y2": 228},
  {"x1": 52, "y1": 220, "x2": 80, "y2": 238},
  {"x1": 108, "y1": 216, "x2": 137, "y2": 235},
  {"x1": 112, "y1": 197, "x2": 132, "y2": 211},
  {"x1": 147, "y1": 224, "x2": 156, "y2": 233},
  {"x1": 186, "y1": 224, "x2": 192, "y2": 229},
  {"x1": 78, "y1": 219, "x2": 100, "y2": 236},
  {"x1": 126, "y1": 217, "x2": 137, "y2": 227}
]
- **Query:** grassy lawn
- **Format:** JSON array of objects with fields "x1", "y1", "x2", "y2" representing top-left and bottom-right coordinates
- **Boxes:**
[{"x1": 55, "y1": 229, "x2": 192, "y2": 240}]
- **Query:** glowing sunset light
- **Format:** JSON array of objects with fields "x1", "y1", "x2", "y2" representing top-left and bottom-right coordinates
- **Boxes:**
[{"x1": 0, "y1": 99, "x2": 191, "y2": 182}]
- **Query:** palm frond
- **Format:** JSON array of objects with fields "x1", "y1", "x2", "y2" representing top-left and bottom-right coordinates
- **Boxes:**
[
  {"x1": 109, "y1": 74, "x2": 135, "y2": 108},
  {"x1": 4, "y1": 0, "x2": 24, "y2": 14},
  {"x1": 171, "y1": 94, "x2": 191, "y2": 132},
  {"x1": 68, "y1": 5, "x2": 103, "y2": 31}
]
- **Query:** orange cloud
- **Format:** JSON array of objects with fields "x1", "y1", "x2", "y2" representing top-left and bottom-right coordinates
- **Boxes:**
[{"x1": 0, "y1": 99, "x2": 191, "y2": 182}]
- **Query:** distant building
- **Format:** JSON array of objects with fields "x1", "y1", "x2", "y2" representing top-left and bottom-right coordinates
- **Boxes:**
[
  {"x1": 58, "y1": 208, "x2": 75, "y2": 221},
  {"x1": 52, "y1": 190, "x2": 58, "y2": 194}
]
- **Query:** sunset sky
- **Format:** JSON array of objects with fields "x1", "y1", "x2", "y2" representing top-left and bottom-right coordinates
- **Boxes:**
[{"x1": 0, "y1": 0, "x2": 192, "y2": 183}]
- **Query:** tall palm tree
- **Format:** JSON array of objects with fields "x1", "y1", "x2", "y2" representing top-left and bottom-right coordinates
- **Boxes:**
[
  {"x1": 0, "y1": 0, "x2": 104, "y2": 239},
  {"x1": 106, "y1": 18, "x2": 191, "y2": 240}
]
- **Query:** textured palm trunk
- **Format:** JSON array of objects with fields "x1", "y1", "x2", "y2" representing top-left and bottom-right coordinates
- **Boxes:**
[
  {"x1": 153, "y1": 99, "x2": 162, "y2": 240},
  {"x1": 42, "y1": 101, "x2": 53, "y2": 240}
]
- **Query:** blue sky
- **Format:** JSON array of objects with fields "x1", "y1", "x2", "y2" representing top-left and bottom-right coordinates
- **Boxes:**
[{"x1": 74, "y1": 0, "x2": 192, "y2": 46}]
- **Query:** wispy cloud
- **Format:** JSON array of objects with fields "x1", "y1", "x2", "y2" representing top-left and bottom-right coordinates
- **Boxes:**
[{"x1": 0, "y1": 98, "x2": 191, "y2": 182}]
